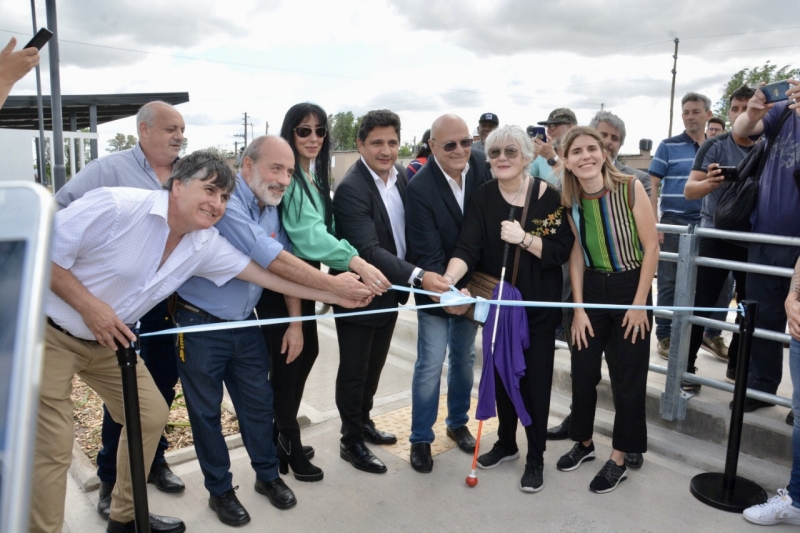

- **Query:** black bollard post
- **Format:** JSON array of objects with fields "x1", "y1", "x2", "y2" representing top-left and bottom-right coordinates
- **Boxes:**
[
  {"x1": 116, "y1": 336, "x2": 151, "y2": 533},
  {"x1": 689, "y1": 300, "x2": 768, "y2": 512}
]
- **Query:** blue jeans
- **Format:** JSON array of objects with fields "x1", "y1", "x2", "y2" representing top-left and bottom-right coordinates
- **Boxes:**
[
  {"x1": 410, "y1": 311, "x2": 477, "y2": 444},
  {"x1": 789, "y1": 339, "x2": 800, "y2": 506},
  {"x1": 174, "y1": 308, "x2": 278, "y2": 497},
  {"x1": 655, "y1": 214, "x2": 727, "y2": 340}
]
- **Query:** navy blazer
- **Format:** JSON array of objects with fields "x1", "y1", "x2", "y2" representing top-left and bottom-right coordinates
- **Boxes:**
[
  {"x1": 331, "y1": 159, "x2": 414, "y2": 326},
  {"x1": 405, "y1": 149, "x2": 490, "y2": 316}
]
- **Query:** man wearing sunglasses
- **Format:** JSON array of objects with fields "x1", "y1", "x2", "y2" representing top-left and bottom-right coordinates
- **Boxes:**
[
  {"x1": 530, "y1": 108, "x2": 578, "y2": 187},
  {"x1": 405, "y1": 114, "x2": 491, "y2": 473}
]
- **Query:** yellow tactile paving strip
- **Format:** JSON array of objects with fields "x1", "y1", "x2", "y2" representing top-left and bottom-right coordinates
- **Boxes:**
[{"x1": 371, "y1": 395, "x2": 501, "y2": 462}]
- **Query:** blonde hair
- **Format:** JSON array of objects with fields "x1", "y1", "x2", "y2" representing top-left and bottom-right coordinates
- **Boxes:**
[{"x1": 559, "y1": 126, "x2": 633, "y2": 208}]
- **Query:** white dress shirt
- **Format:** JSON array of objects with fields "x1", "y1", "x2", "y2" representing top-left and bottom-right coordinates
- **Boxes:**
[
  {"x1": 361, "y1": 157, "x2": 421, "y2": 283},
  {"x1": 46, "y1": 187, "x2": 251, "y2": 340},
  {"x1": 433, "y1": 157, "x2": 471, "y2": 213}
]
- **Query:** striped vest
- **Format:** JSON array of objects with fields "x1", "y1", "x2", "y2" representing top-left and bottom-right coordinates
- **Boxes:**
[{"x1": 571, "y1": 178, "x2": 643, "y2": 272}]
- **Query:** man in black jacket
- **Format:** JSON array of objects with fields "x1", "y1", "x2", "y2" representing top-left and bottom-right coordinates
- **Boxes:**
[
  {"x1": 332, "y1": 109, "x2": 450, "y2": 474},
  {"x1": 404, "y1": 114, "x2": 490, "y2": 472}
]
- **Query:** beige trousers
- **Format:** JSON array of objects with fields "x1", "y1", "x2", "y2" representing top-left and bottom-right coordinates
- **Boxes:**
[{"x1": 29, "y1": 325, "x2": 168, "y2": 533}]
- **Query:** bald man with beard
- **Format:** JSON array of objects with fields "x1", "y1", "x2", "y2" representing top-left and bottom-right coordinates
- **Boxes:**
[{"x1": 404, "y1": 114, "x2": 490, "y2": 472}]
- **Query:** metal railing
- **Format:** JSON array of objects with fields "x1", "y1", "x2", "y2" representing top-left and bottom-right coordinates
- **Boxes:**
[{"x1": 654, "y1": 223, "x2": 800, "y2": 421}]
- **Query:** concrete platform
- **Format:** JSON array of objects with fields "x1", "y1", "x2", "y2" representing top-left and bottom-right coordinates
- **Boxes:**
[{"x1": 64, "y1": 289, "x2": 795, "y2": 532}]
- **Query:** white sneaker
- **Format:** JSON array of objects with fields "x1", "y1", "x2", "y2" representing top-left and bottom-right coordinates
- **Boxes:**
[{"x1": 743, "y1": 488, "x2": 800, "y2": 525}]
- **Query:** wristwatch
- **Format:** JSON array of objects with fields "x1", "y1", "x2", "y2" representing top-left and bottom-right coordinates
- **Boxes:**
[
  {"x1": 547, "y1": 156, "x2": 559, "y2": 166},
  {"x1": 412, "y1": 270, "x2": 426, "y2": 289}
]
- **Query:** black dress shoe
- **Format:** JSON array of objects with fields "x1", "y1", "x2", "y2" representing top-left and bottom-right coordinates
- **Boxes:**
[
  {"x1": 254, "y1": 477, "x2": 297, "y2": 510},
  {"x1": 362, "y1": 420, "x2": 397, "y2": 445},
  {"x1": 446, "y1": 425, "x2": 476, "y2": 453},
  {"x1": 624, "y1": 452, "x2": 643, "y2": 469},
  {"x1": 106, "y1": 513, "x2": 185, "y2": 533},
  {"x1": 410, "y1": 443, "x2": 433, "y2": 473},
  {"x1": 788, "y1": 410, "x2": 795, "y2": 427},
  {"x1": 209, "y1": 487, "x2": 250, "y2": 527},
  {"x1": 339, "y1": 441, "x2": 388, "y2": 474},
  {"x1": 546, "y1": 414, "x2": 570, "y2": 441},
  {"x1": 729, "y1": 397, "x2": 775, "y2": 413},
  {"x1": 97, "y1": 480, "x2": 114, "y2": 520},
  {"x1": 147, "y1": 463, "x2": 185, "y2": 493}
]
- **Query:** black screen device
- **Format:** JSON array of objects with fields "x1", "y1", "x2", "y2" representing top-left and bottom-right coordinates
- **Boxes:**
[
  {"x1": 717, "y1": 166, "x2": 739, "y2": 183},
  {"x1": 23, "y1": 28, "x2": 53, "y2": 50},
  {"x1": 526, "y1": 126, "x2": 547, "y2": 143}
]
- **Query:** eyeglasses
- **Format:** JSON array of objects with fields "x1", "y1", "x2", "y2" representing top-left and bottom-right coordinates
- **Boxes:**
[
  {"x1": 294, "y1": 126, "x2": 327, "y2": 138},
  {"x1": 433, "y1": 138, "x2": 473, "y2": 152},
  {"x1": 487, "y1": 146, "x2": 520, "y2": 159}
]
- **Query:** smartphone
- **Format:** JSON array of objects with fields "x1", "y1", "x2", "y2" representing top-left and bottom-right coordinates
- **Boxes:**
[
  {"x1": 761, "y1": 80, "x2": 791, "y2": 104},
  {"x1": 717, "y1": 166, "x2": 739, "y2": 183},
  {"x1": 526, "y1": 126, "x2": 547, "y2": 143},
  {"x1": 0, "y1": 182, "x2": 54, "y2": 532},
  {"x1": 23, "y1": 28, "x2": 53, "y2": 50}
]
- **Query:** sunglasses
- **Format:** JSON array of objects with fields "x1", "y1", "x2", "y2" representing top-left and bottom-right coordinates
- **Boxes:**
[
  {"x1": 294, "y1": 126, "x2": 327, "y2": 138},
  {"x1": 487, "y1": 146, "x2": 521, "y2": 159},
  {"x1": 434, "y1": 138, "x2": 473, "y2": 152}
]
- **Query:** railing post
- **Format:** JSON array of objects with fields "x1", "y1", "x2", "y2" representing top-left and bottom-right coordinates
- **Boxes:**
[{"x1": 661, "y1": 229, "x2": 698, "y2": 421}]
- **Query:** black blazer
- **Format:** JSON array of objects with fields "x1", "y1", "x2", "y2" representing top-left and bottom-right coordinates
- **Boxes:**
[
  {"x1": 332, "y1": 159, "x2": 415, "y2": 326},
  {"x1": 405, "y1": 149, "x2": 490, "y2": 315}
]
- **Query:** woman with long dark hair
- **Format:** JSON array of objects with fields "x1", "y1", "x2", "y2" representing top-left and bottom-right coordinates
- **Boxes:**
[
  {"x1": 557, "y1": 126, "x2": 658, "y2": 493},
  {"x1": 256, "y1": 103, "x2": 387, "y2": 482},
  {"x1": 406, "y1": 129, "x2": 431, "y2": 179}
]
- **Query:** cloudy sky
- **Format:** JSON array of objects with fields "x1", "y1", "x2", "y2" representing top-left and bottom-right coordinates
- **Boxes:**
[{"x1": 2, "y1": 0, "x2": 798, "y2": 157}]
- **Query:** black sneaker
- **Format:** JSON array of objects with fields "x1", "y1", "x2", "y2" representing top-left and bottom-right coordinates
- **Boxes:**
[
  {"x1": 477, "y1": 441, "x2": 519, "y2": 469},
  {"x1": 556, "y1": 442, "x2": 596, "y2": 472},
  {"x1": 589, "y1": 460, "x2": 628, "y2": 493},
  {"x1": 519, "y1": 462, "x2": 544, "y2": 493}
]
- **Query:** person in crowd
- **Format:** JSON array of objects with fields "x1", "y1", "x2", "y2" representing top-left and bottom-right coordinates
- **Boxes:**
[
  {"x1": 649, "y1": 92, "x2": 712, "y2": 367},
  {"x1": 531, "y1": 108, "x2": 578, "y2": 187},
  {"x1": 473, "y1": 112, "x2": 499, "y2": 152},
  {"x1": 706, "y1": 117, "x2": 725, "y2": 138},
  {"x1": 406, "y1": 129, "x2": 432, "y2": 179},
  {"x1": 743, "y1": 254, "x2": 800, "y2": 525},
  {"x1": 684, "y1": 86, "x2": 756, "y2": 385},
  {"x1": 443, "y1": 124, "x2": 573, "y2": 492},
  {"x1": 0, "y1": 37, "x2": 38, "y2": 109},
  {"x1": 733, "y1": 80, "x2": 800, "y2": 414},
  {"x1": 558, "y1": 126, "x2": 658, "y2": 494},
  {"x1": 31, "y1": 150, "x2": 371, "y2": 533},
  {"x1": 55, "y1": 101, "x2": 189, "y2": 519},
  {"x1": 404, "y1": 114, "x2": 490, "y2": 473},
  {"x1": 257, "y1": 103, "x2": 388, "y2": 484},
  {"x1": 332, "y1": 109, "x2": 450, "y2": 474}
]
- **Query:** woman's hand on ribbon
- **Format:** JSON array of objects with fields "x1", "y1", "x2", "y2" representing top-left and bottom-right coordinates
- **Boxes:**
[{"x1": 444, "y1": 288, "x2": 472, "y2": 316}]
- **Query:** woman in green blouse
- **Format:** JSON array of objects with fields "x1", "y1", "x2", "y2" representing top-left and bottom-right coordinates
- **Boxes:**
[{"x1": 256, "y1": 103, "x2": 388, "y2": 482}]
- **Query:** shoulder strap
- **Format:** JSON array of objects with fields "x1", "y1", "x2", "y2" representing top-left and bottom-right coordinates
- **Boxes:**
[
  {"x1": 755, "y1": 105, "x2": 794, "y2": 182},
  {"x1": 511, "y1": 177, "x2": 537, "y2": 285}
]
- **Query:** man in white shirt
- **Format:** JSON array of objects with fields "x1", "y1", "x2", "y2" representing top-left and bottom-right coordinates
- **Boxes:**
[
  {"x1": 331, "y1": 110, "x2": 450, "y2": 475},
  {"x1": 32, "y1": 151, "x2": 370, "y2": 533}
]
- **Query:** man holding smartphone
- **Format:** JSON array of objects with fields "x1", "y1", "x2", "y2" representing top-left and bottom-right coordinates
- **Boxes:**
[
  {"x1": 733, "y1": 80, "x2": 800, "y2": 414},
  {"x1": 683, "y1": 86, "x2": 756, "y2": 385},
  {"x1": 0, "y1": 37, "x2": 39, "y2": 109},
  {"x1": 530, "y1": 108, "x2": 577, "y2": 187}
]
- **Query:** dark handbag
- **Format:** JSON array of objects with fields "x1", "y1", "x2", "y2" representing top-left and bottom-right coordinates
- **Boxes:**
[
  {"x1": 714, "y1": 106, "x2": 793, "y2": 232},
  {"x1": 464, "y1": 178, "x2": 536, "y2": 323}
]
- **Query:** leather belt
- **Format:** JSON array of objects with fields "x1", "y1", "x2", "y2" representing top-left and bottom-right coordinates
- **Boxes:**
[
  {"x1": 175, "y1": 297, "x2": 231, "y2": 323},
  {"x1": 47, "y1": 317, "x2": 98, "y2": 344}
]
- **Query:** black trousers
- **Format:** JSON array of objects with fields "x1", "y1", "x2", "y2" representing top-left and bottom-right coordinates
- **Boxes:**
[
  {"x1": 334, "y1": 315, "x2": 397, "y2": 445},
  {"x1": 570, "y1": 268, "x2": 651, "y2": 453},
  {"x1": 688, "y1": 237, "x2": 747, "y2": 374},
  {"x1": 495, "y1": 326, "x2": 556, "y2": 466},
  {"x1": 260, "y1": 299, "x2": 319, "y2": 440}
]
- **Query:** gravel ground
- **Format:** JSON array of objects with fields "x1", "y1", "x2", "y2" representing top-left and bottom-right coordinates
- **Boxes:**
[{"x1": 71, "y1": 376, "x2": 239, "y2": 463}]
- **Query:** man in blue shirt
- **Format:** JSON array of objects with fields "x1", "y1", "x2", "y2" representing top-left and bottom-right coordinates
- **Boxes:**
[
  {"x1": 174, "y1": 136, "x2": 371, "y2": 527},
  {"x1": 648, "y1": 92, "x2": 712, "y2": 363}
]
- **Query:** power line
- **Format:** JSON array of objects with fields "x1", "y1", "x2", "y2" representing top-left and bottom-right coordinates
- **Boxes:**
[{"x1": 684, "y1": 44, "x2": 800, "y2": 56}]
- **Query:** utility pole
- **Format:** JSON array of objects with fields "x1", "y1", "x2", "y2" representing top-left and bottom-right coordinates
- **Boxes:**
[
  {"x1": 600, "y1": 103, "x2": 605, "y2": 111},
  {"x1": 234, "y1": 112, "x2": 248, "y2": 151},
  {"x1": 265, "y1": 121, "x2": 269, "y2": 135},
  {"x1": 46, "y1": 0, "x2": 66, "y2": 192},
  {"x1": 668, "y1": 38, "x2": 680, "y2": 137}
]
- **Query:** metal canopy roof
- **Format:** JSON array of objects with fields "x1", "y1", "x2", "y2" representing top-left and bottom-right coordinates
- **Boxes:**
[{"x1": 0, "y1": 92, "x2": 189, "y2": 130}]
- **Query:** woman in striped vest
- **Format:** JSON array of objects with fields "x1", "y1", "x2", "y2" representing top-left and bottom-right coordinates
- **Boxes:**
[{"x1": 556, "y1": 126, "x2": 659, "y2": 494}]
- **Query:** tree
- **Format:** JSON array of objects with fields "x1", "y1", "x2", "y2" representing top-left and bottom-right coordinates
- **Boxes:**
[
  {"x1": 398, "y1": 143, "x2": 413, "y2": 158},
  {"x1": 328, "y1": 111, "x2": 361, "y2": 151},
  {"x1": 205, "y1": 145, "x2": 234, "y2": 159},
  {"x1": 180, "y1": 138, "x2": 188, "y2": 157},
  {"x1": 714, "y1": 61, "x2": 798, "y2": 127},
  {"x1": 106, "y1": 133, "x2": 137, "y2": 153}
]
